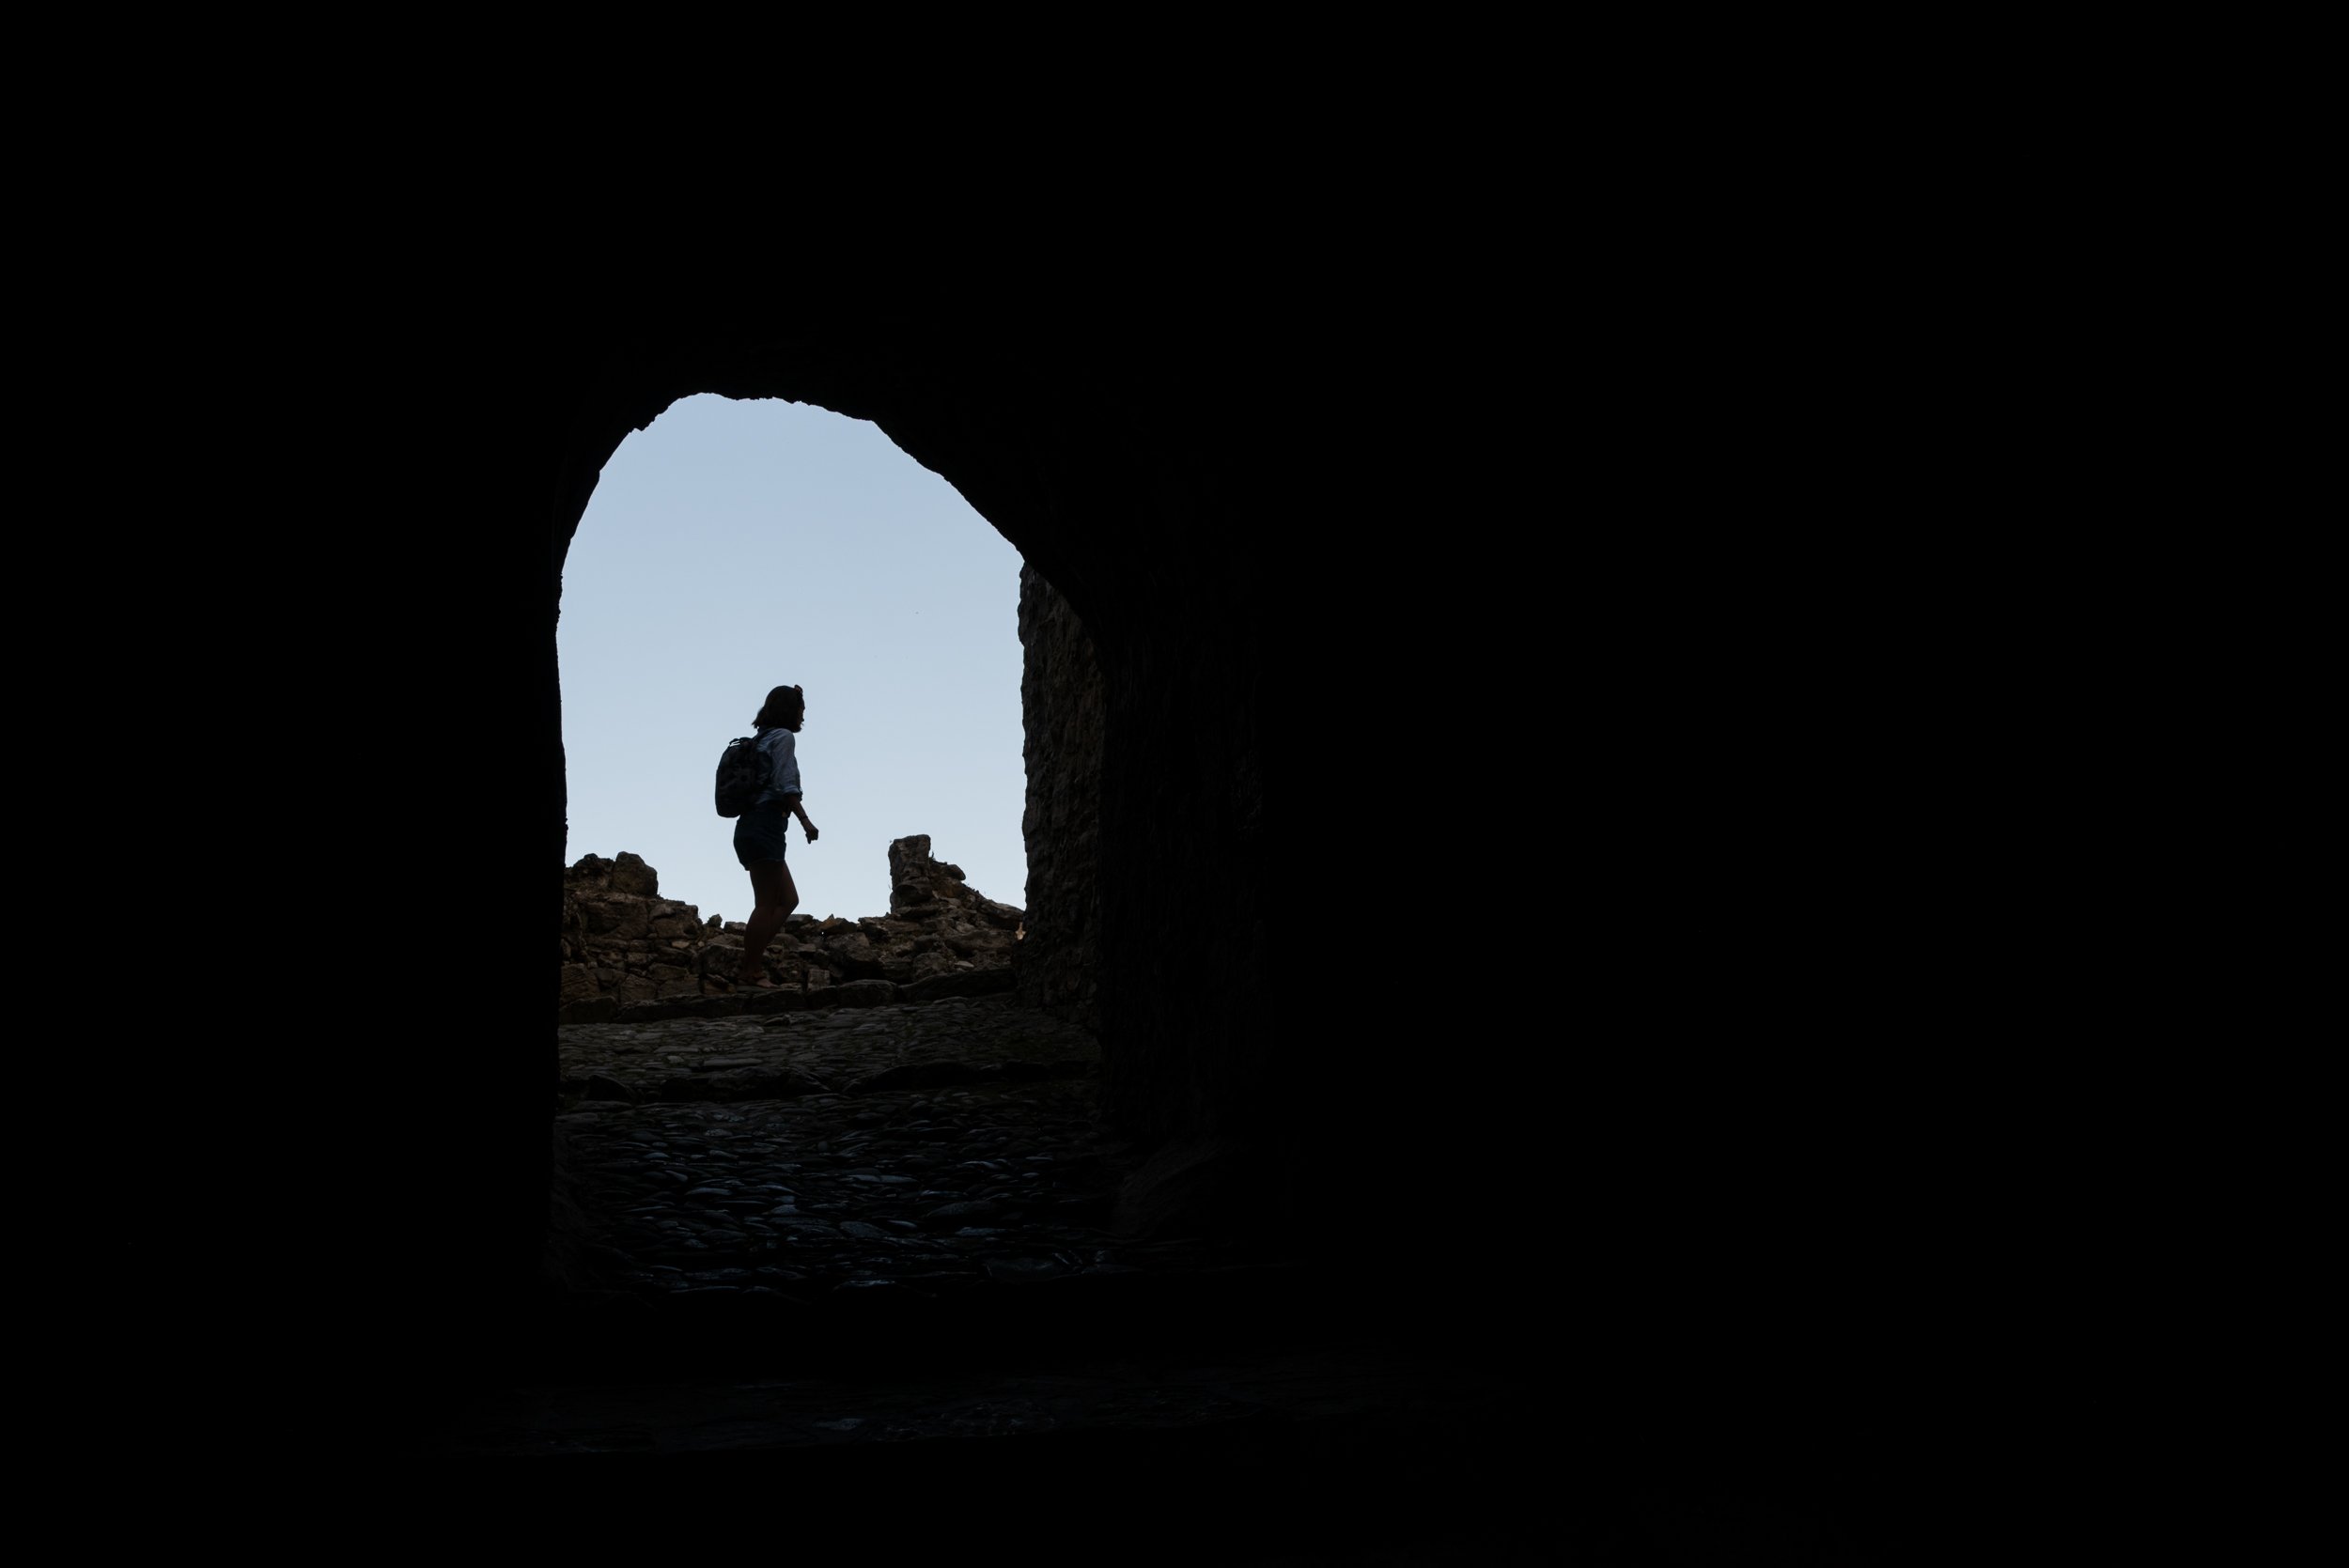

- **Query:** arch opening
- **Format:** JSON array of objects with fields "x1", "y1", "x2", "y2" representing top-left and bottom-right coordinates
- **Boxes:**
[
  {"x1": 558, "y1": 393, "x2": 1028, "y2": 937},
  {"x1": 549, "y1": 392, "x2": 1153, "y2": 1333}
]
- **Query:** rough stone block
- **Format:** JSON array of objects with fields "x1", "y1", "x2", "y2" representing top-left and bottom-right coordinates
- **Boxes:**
[
  {"x1": 743, "y1": 988, "x2": 815, "y2": 1015},
  {"x1": 830, "y1": 980, "x2": 899, "y2": 1008},
  {"x1": 905, "y1": 969, "x2": 1017, "y2": 1002},
  {"x1": 614, "y1": 994, "x2": 743, "y2": 1022}
]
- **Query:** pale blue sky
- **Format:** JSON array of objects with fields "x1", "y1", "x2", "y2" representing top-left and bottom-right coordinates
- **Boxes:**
[{"x1": 558, "y1": 395, "x2": 1029, "y2": 926}]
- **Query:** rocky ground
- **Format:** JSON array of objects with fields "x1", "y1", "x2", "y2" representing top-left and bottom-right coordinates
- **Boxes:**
[
  {"x1": 540, "y1": 992, "x2": 1253, "y2": 1304},
  {"x1": 424, "y1": 991, "x2": 1875, "y2": 1563},
  {"x1": 559, "y1": 838, "x2": 1026, "y2": 1023}
]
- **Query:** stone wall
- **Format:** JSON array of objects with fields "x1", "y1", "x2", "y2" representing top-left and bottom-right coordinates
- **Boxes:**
[
  {"x1": 1016, "y1": 563, "x2": 1102, "y2": 1032},
  {"x1": 559, "y1": 838, "x2": 1022, "y2": 1024}
]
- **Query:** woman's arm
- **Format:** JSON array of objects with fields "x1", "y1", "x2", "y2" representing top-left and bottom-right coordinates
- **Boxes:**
[{"x1": 783, "y1": 794, "x2": 818, "y2": 843}]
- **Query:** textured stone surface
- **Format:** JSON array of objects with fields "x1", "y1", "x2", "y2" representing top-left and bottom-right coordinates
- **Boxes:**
[
  {"x1": 1016, "y1": 563, "x2": 1102, "y2": 1032},
  {"x1": 561, "y1": 839, "x2": 1019, "y2": 1022},
  {"x1": 445, "y1": 989, "x2": 1871, "y2": 1561}
]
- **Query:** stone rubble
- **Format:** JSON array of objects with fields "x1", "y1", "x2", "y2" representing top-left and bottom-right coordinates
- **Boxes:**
[{"x1": 558, "y1": 835, "x2": 1023, "y2": 1024}]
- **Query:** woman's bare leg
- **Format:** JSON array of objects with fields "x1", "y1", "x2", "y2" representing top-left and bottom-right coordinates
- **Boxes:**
[{"x1": 738, "y1": 858, "x2": 800, "y2": 985}]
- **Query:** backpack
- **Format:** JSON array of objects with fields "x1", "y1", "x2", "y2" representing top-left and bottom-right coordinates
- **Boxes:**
[{"x1": 714, "y1": 734, "x2": 769, "y2": 818}]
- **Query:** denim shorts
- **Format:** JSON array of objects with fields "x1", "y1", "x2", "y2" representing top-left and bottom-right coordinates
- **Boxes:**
[{"x1": 732, "y1": 807, "x2": 789, "y2": 868}]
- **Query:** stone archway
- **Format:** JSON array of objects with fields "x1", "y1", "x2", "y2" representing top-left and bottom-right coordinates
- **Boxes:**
[
  {"x1": 151, "y1": 272, "x2": 1965, "y2": 1561},
  {"x1": 258, "y1": 310, "x2": 1299, "y2": 1443},
  {"x1": 545, "y1": 329, "x2": 1276, "y2": 1206}
]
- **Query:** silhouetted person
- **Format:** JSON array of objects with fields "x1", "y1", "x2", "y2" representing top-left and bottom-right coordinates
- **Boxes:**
[{"x1": 731, "y1": 683, "x2": 818, "y2": 988}]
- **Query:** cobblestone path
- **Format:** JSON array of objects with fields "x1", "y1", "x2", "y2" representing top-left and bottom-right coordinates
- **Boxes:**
[{"x1": 552, "y1": 992, "x2": 1264, "y2": 1305}]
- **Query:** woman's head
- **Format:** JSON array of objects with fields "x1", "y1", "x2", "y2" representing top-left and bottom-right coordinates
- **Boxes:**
[{"x1": 754, "y1": 684, "x2": 805, "y2": 732}]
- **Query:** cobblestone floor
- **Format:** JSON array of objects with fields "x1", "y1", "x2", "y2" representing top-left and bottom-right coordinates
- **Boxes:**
[
  {"x1": 428, "y1": 992, "x2": 1867, "y2": 1562},
  {"x1": 546, "y1": 992, "x2": 1266, "y2": 1304}
]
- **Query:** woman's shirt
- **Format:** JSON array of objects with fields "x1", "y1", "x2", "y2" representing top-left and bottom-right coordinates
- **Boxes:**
[{"x1": 754, "y1": 726, "x2": 801, "y2": 809}]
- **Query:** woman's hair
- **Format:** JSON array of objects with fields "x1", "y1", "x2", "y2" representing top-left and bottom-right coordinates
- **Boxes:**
[{"x1": 754, "y1": 684, "x2": 805, "y2": 732}]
